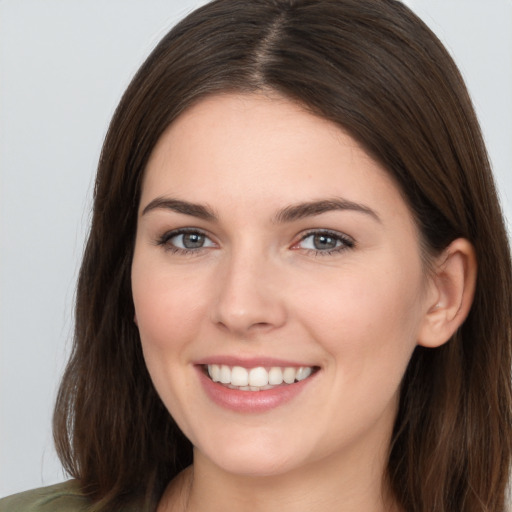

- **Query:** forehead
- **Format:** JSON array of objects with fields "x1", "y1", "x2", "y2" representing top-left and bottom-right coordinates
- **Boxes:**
[{"x1": 141, "y1": 92, "x2": 412, "y2": 228}]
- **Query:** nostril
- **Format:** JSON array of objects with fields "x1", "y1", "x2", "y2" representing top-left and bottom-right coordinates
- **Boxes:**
[{"x1": 211, "y1": 305, "x2": 285, "y2": 335}]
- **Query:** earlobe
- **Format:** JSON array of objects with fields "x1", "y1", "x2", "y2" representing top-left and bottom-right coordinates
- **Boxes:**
[{"x1": 417, "y1": 238, "x2": 477, "y2": 348}]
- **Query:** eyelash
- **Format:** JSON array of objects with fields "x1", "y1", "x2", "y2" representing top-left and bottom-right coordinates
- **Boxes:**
[
  {"x1": 155, "y1": 228, "x2": 355, "y2": 256},
  {"x1": 155, "y1": 228, "x2": 215, "y2": 255},
  {"x1": 295, "y1": 229, "x2": 355, "y2": 256}
]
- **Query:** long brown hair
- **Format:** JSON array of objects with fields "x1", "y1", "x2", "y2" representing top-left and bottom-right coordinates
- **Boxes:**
[{"x1": 53, "y1": 1, "x2": 512, "y2": 510}]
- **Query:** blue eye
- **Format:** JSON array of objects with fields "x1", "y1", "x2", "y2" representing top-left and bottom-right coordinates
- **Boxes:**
[
  {"x1": 157, "y1": 229, "x2": 215, "y2": 253},
  {"x1": 297, "y1": 230, "x2": 354, "y2": 254}
]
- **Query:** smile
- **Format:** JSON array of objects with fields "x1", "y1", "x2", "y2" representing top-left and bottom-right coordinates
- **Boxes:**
[{"x1": 206, "y1": 364, "x2": 315, "y2": 391}]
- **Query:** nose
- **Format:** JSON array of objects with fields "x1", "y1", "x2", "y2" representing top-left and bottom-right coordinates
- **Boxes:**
[{"x1": 210, "y1": 248, "x2": 287, "y2": 337}]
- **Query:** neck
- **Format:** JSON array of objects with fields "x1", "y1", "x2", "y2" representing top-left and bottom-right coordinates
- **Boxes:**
[{"x1": 159, "y1": 438, "x2": 399, "y2": 512}]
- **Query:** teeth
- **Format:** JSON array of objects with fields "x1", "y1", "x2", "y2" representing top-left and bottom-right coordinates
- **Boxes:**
[
  {"x1": 268, "y1": 367, "x2": 284, "y2": 385},
  {"x1": 231, "y1": 366, "x2": 249, "y2": 387},
  {"x1": 206, "y1": 364, "x2": 315, "y2": 391},
  {"x1": 283, "y1": 367, "x2": 296, "y2": 384},
  {"x1": 249, "y1": 367, "x2": 268, "y2": 387},
  {"x1": 296, "y1": 366, "x2": 313, "y2": 381},
  {"x1": 220, "y1": 365, "x2": 231, "y2": 384},
  {"x1": 209, "y1": 364, "x2": 221, "y2": 382}
]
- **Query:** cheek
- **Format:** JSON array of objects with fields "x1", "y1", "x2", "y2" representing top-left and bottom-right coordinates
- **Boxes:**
[
  {"x1": 132, "y1": 260, "x2": 207, "y2": 345},
  {"x1": 132, "y1": 268, "x2": 209, "y2": 403},
  {"x1": 290, "y1": 268, "x2": 422, "y2": 448},
  {"x1": 131, "y1": 260, "x2": 205, "y2": 421},
  {"x1": 295, "y1": 259, "x2": 424, "y2": 384}
]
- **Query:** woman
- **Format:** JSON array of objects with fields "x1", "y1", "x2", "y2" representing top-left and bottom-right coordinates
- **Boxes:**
[{"x1": 1, "y1": 0, "x2": 510, "y2": 511}]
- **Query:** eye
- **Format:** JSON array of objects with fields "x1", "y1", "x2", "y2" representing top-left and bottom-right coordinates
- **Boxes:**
[
  {"x1": 156, "y1": 229, "x2": 216, "y2": 253},
  {"x1": 172, "y1": 232, "x2": 210, "y2": 249},
  {"x1": 294, "y1": 230, "x2": 354, "y2": 254}
]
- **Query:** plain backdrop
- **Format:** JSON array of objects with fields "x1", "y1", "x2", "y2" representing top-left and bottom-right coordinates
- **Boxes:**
[{"x1": 1, "y1": 0, "x2": 511, "y2": 498}]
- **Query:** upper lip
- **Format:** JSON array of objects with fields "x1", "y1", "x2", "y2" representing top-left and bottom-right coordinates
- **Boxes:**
[{"x1": 194, "y1": 355, "x2": 317, "y2": 368}]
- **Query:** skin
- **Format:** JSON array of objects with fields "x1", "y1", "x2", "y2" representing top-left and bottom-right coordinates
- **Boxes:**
[{"x1": 131, "y1": 93, "x2": 476, "y2": 512}]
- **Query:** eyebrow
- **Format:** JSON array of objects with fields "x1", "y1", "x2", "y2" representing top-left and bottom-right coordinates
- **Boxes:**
[
  {"x1": 141, "y1": 197, "x2": 217, "y2": 220},
  {"x1": 141, "y1": 196, "x2": 380, "y2": 223},
  {"x1": 273, "y1": 198, "x2": 381, "y2": 224}
]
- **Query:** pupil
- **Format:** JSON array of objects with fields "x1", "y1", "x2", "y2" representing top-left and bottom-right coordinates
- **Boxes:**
[
  {"x1": 183, "y1": 233, "x2": 204, "y2": 248},
  {"x1": 314, "y1": 234, "x2": 336, "y2": 250}
]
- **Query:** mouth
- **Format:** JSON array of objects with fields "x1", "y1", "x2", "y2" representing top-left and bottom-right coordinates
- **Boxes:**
[{"x1": 204, "y1": 364, "x2": 319, "y2": 392}]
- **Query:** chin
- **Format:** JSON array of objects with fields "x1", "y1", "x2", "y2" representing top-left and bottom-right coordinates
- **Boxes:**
[{"x1": 196, "y1": 439, "x2": 303, "y2": 478}]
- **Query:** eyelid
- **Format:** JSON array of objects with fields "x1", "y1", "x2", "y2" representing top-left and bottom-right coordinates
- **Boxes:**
[
  {"x1": 156, "y1": 227, "x2": 217, "y2": 254},
  {"x1": 292, "y1": 229, "x2": 355, "y2": 254},
  {"x1": 154, "y1": 227, "x2": 354, "y2": 256}
]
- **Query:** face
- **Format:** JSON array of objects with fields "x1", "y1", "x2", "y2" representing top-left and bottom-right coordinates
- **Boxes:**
[{"x1": 131, "y1": 93, "x2": 434, "y2": 478}]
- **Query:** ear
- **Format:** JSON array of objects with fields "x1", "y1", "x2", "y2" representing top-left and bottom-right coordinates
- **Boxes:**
[{"x1": 417, "y1": 238, "x2": 477, "y2": 348}]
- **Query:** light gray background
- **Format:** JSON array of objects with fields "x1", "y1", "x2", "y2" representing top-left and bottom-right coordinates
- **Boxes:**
[{"x1": 1, "y1": 0, "x2": 511, "y2": 498}]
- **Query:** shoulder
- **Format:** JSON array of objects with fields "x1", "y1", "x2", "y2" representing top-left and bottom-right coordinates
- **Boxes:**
[{"x1": 0, "y1": 481, "x2": 90, "y2": 512}]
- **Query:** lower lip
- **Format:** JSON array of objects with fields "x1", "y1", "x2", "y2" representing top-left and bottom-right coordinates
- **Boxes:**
[{"x1": 197, "y1": 367, "x2": 317, "y2": 413}]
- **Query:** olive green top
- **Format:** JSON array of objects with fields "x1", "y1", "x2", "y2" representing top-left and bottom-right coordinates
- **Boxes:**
[
  {"x1": 0, "y1": 481, "x2": 143, "y2": 512},
  {"x1": 0, "y1": 481, "x2": 89, "y2": 512}
]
